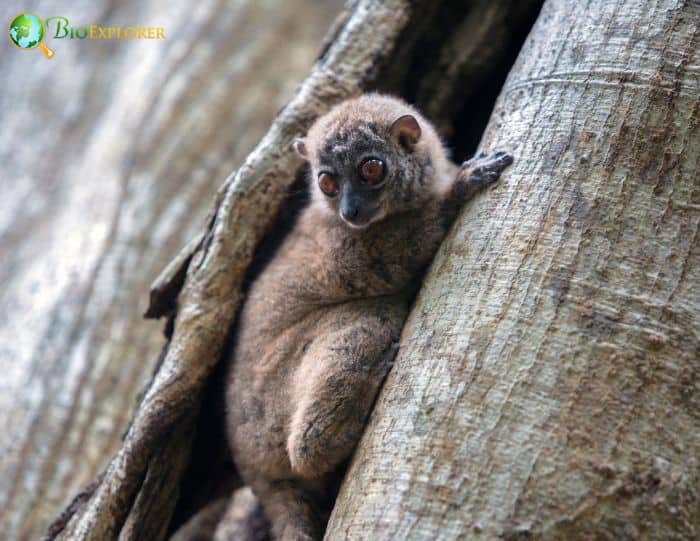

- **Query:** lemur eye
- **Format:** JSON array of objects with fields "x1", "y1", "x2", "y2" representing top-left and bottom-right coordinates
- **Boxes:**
[
  {"x1": 318, "y1": 173, "x2": 339, "y2": 197},
  {"x1": 359, "y1": 158, "x2": 386, "y2": 185}
]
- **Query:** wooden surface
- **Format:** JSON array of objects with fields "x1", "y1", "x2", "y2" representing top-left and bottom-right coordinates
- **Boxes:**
[
  {"x1": 0, "y1": 1, "x2": 342, "y2": 539},
  {"x1": 327, "y1": 0, "x2": 700, "y2": 538}
]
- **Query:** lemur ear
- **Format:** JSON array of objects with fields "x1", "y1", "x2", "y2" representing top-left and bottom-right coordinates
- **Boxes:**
[
  {"x1": 389, "y1": 114, "x2": 421, "y2": 148},
  {"x1": 293, "y1": 138, "x2": 309, "y2": 160}
]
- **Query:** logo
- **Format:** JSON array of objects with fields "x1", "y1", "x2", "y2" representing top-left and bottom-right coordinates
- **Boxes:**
[
  {"x1": 8, "y1": 14, "x2": 166, "y2": 58},
  {"x1": 8, "y1": 13, "x2": 54, "y2": 58}
]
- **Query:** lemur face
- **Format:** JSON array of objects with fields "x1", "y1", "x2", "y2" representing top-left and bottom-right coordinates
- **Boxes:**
[{"x1": 295, "y1": 113, "x2": 424, "y2": 229}]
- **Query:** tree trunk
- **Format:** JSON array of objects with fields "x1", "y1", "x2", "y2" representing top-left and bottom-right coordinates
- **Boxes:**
[{"x1": 327, "y1": 0, "x2": 699, "y2": 539}]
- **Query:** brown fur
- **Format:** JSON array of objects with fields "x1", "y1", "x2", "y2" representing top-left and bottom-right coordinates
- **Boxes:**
[{"x1": 224, "y1": 94, "x2": 512, "y2": 540}]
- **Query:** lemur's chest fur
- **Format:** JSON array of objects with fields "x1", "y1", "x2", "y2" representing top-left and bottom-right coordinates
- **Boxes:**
[{"x1": 238, "y1": 203, "x2": 444, "y2": 343}]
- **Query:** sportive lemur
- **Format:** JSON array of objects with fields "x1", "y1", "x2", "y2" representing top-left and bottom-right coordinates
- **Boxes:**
[{"x1": 225, "y1": 93, "x2": 513, "y2": 540}]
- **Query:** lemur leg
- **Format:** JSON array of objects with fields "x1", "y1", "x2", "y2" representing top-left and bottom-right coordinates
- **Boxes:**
[
  {"x1": 213, "y1": 487, "x2": 270, "y2": 541},
  {"x1": 253, "y1": 479, "x2": 325, "y2": 541},
  {"x1": 287, "y1": 304, "x2": 402, "y2": 480}
]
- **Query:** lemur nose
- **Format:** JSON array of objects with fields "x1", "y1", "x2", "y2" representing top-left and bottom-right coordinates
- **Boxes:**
[{"x1": 340, "y1": 203, "x2": 360, "y2": 221}]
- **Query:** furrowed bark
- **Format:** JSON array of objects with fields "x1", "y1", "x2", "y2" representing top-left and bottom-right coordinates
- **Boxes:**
[{"x1": 327, "y1": 0, "x2": 700, "y2": 539}]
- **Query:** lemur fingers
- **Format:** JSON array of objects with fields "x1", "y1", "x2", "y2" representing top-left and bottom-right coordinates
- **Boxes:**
[{"x1": 460, "y1": 150, "x2": 514, "y2": 187}]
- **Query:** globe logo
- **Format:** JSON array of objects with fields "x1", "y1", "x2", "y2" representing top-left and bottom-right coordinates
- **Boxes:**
[{"x1": 8, "y1": 13, "x2": 55, "y2": 58}]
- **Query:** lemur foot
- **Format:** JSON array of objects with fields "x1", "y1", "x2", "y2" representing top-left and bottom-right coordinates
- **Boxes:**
[{"x1": 460, "y1": 150, "x2": 514, "y2": 187}]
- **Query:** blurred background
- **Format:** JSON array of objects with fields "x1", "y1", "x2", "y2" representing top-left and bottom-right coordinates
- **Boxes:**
[{"x1": 0, "y1": 1, "x2": 343, "y2": 538}]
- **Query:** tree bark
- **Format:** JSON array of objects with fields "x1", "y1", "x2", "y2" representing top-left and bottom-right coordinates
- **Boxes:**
[{"x1": 327, "y1": 0, "x2": 699, "y2": 539}]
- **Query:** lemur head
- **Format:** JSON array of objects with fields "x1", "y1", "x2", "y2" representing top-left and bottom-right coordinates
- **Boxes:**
[{"x1": 294, "y1": 94, "x2": 452, "y2": 229}]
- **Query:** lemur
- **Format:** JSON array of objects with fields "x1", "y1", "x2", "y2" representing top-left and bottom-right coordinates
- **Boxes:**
[{"x1": 225, "y1": 93, "x2": 513, "y2": 540}]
